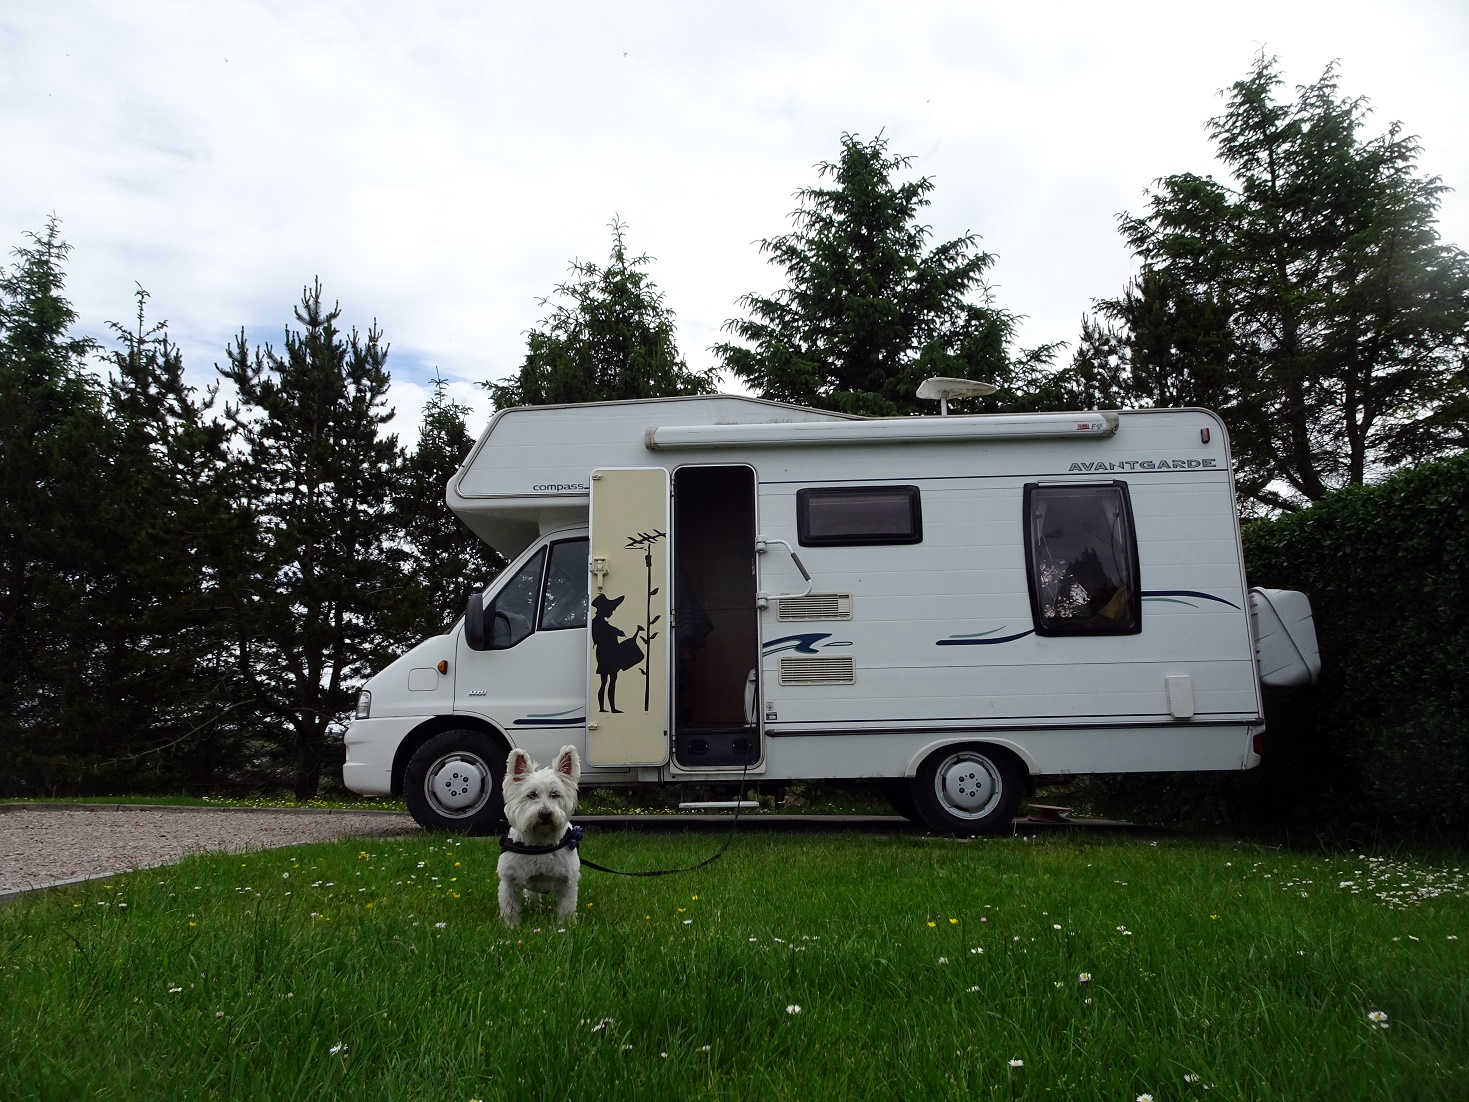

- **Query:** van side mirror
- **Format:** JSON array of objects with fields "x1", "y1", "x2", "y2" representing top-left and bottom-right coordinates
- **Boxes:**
[{"x1": 464, "y1": 592, "x2": 489, "y2": 651}]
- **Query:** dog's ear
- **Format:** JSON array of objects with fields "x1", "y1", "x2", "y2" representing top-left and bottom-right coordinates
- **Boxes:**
[
  {"x1": 554, "y1": 745, "x2": 581, "y2": 785},
  {"x1": 507, "y1": 748, "x2": 535, "y2": 782}
]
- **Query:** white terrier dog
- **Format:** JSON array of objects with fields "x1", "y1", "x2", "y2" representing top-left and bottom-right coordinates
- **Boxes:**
[{"x1": 496, "y1": 745, "x2": 581, "y2": 927}]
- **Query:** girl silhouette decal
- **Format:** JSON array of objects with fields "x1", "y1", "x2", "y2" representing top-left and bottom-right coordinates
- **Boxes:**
[{"x1": 591, "y1": 593, "x2": 642, "y2": 713}]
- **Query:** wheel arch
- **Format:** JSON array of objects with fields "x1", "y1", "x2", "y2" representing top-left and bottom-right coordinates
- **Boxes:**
[
  {"x1": 391, "y1": 715, "x2": 511, "y2": 796},
  {"x1": 906, "y1": 736, "x2": 1036, "y2": 787}
]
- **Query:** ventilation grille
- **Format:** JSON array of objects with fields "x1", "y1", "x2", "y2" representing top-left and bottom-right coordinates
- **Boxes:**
[
  {"x1": 777, "y1": 594, "x2": 852, "y2": 621},
  {"x1": 779, "y1": 656, "x2": 855, "y2": 686}
]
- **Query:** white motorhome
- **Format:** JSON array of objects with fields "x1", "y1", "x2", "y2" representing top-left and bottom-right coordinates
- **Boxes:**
[{"x1": 343, "y1": 395, "x2": 1319, "y2": 834}]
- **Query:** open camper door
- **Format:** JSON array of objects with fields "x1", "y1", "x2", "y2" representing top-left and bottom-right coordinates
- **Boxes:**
[{"x1": 586, "y1": 468, "x2": 671, "y2": 766}]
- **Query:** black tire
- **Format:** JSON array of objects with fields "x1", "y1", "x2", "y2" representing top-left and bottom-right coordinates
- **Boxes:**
[
  {"x1": 403, "y1": 729, "x2": 507, "y2": 835},
  {"x1": 912, "y1": 744, "x2": 1025, "y2": 836}
]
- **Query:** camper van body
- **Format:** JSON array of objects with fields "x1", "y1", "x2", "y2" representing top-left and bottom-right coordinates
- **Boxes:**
[{"x1": 344, "y1": 395, "x2": 1317, "y2": 833}]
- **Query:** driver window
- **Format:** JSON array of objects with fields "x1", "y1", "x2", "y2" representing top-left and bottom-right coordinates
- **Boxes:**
[
  {"x1": 486, "y1": 548, "x2": 545, "y2": 649},
  {"x1": 540, "y1": 538, "x2": 589, "y2": 630}
]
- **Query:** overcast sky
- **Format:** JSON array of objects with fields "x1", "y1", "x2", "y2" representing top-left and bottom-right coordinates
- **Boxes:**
[{"x1": 4, "y1": 0, "x2": 1467, "y2": 442}]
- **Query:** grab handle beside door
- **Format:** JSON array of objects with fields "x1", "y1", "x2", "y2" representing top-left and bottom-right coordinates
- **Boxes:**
[{"x1": 755, "y1": 537, "x2": 813, "y2": 608}]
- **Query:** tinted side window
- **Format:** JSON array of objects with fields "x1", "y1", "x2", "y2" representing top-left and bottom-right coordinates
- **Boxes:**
[
  {"x1": 540, "y1": 538, "x2": 589, "y2": 630},
  {"x1": 1024, "y1": 483, "x2": 1140, "y2": 636},
  {"x1": 797, "y1": 486, "x2": 922, "y2": 546},
  {"x1": 486, "y1": 549, "x2": 545, "y2": 648}
]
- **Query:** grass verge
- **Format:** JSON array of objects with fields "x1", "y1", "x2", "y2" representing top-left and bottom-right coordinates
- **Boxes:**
[{"x1": 2, "y1": 832, "x2": 1465, "y2": 1100}]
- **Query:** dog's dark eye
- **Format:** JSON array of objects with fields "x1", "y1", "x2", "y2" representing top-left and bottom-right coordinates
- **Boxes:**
[
  {"x1": 548, "y1": 792, "x2": 560, "y2": 800},
  {"x1": 526, "y1": 790, "x2": 537, "y2": 799}
]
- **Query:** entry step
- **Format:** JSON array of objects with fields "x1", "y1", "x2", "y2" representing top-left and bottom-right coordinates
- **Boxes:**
[{"x1": 677, "y1": 800, "x2": 761, "y2": 810}]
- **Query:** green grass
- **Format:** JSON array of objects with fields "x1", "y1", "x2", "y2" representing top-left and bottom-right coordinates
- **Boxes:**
[{"x1": 2, "y1": 833, "x2": 1465, "y2": 1101}]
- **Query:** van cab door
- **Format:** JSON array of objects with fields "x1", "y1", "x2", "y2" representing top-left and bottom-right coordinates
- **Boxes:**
[
  {"x1": 454, "y1": 536, "x2": 589, "y2": 742},
  {"x1": 587, "y1": 467, "x2": 671, "y2": 766}
]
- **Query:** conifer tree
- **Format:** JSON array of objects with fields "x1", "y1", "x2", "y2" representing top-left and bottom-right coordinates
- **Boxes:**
[
  {"x1": 1080, "y1": 57, "x2": 1469, "y2": 510},
  {"x1": 0, "y1": 218, "x2": 112, "y2": 792},
  {"x1": 100, "y1": 286, "x2": 245, "y2": 788},
  {"x1": 716, "y1": 132, "x2": 1057, "y2": 416},
  {"x1": 485, "y1": 218, "x2": 716, "y2": 409},
  {"x1": 221, "y1": 281, "x2": 405, "y2": 798},
  {"x1": 389, "y1": 373, "x2": 503, "y2": 635}
]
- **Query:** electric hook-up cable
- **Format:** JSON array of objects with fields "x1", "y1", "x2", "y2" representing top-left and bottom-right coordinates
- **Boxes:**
[{"x1": 498, "y1": 758, "x2": 752, "y2": 877}]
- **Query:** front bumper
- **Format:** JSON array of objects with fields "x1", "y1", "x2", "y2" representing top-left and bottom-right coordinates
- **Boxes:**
[{"x1": 342, "y1": 716, "x2": 425, "y2": 796}]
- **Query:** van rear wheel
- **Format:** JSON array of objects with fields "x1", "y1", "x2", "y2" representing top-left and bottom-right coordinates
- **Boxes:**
[
  {"x1": 913, "y1": 745, "x2": 1024, "y2": 836},
  {"x1": 403, "y1": 729, "x2": 506, "y2": 835}
]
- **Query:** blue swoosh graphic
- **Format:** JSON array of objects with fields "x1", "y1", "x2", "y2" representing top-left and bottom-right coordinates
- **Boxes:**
[
  {"x1": 936, "y1": 630, "x2": 1036, "y2": 646},
  {"x1": 1141, "y1": 590, "x2": 1240, "y2": 610},
  {"x1": 763, "y1": 633, "x2": 832, "y2": 656}
]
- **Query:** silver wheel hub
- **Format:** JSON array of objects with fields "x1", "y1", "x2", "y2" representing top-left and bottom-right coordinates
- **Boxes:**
[
  {"x1": 426, "y1": 753, "x2": 489, "y2": 816},
  {"x1": 936, "y1": 753, "x2": 1001, "y2": 818}
]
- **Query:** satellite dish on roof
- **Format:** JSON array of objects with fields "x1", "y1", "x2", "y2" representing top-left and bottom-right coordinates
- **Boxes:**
[{"x1": 917, "y1": 376, "x2": 998, "y2": 415}]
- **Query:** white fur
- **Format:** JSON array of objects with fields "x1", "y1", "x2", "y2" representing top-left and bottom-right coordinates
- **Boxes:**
[{"x1": 496, "y1": 745, "x2": 581, "y2": 927}]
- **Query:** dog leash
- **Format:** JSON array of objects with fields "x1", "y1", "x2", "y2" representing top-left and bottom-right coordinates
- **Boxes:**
[{"x1": 500, "y1": 761, "x2": 750, "y2": 877}]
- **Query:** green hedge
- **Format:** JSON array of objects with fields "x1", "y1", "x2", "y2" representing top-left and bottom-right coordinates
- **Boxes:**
[{"x1": 1083, "y1": 452, "x2": 1469, "y2": 841}]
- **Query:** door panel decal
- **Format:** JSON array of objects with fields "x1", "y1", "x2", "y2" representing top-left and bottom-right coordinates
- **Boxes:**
[{"x1": 587, "y1": 469, "x2": 670, "y2": 766}]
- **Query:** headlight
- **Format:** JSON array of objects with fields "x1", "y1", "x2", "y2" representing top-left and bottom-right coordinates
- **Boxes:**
[{"x1": 355, "y1": 690, "x2": 372, "y2": 720}]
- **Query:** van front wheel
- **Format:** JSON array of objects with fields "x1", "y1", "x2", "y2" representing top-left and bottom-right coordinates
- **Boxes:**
[
  {"x1": 404, "y1": 729, "x2": 506, "y2": 835},
  {"x1": 913, "y1": 746, "x2": 1024, "y2": 836}
]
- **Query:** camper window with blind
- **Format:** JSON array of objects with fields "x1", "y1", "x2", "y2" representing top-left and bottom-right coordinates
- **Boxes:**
[
  {"x1": 1024, "y1": 482, "x2": 1141, "y2": 636},
  {"x1": 796, "y1": 485, "x2": 922, "y2": 546}
]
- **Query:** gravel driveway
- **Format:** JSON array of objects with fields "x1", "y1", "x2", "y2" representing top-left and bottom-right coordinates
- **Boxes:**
[{"x1": 0, "y1": 805, "x2": 418, "y2": 897}]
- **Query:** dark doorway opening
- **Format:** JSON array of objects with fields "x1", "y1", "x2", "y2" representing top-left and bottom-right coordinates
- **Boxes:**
[{"x1": 672, "y1": 465, "x2": 760, "y2": 768}]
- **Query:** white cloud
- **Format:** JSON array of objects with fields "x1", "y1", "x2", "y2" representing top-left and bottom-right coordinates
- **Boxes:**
[{"x1": 4, "y1": 0, "x2": 1466, "y2": 446}]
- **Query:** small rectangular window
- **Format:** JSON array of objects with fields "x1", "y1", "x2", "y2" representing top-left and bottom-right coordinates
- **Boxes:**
[
  {"x1": 1024, "y1": 482, "x2": 1140, "y2": 636},
  {"x1": 797, "y1": 485, "x2": 922, "y2": 546}
]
